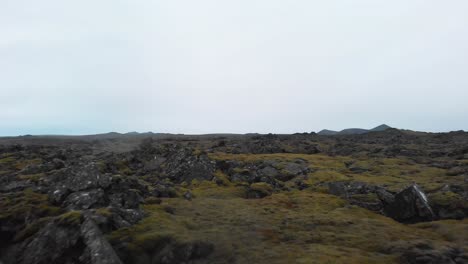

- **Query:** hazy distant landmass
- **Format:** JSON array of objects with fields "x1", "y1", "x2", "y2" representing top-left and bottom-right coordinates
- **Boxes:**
[{"x1": 318, "y1": 124, "x2": 392, "y2": 135}]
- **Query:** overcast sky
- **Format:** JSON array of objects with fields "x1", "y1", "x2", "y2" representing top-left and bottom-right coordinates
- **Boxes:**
[{"x1": 1, "y1": 1, "x2": 467, "y2": 136}]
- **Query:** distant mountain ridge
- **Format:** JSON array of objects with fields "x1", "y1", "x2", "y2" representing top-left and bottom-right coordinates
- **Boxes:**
[{"x1": 318, "y1": 124, "x2": 392, "y2": 135}]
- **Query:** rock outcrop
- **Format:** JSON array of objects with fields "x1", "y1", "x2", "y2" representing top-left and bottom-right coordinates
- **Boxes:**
[
  {"x1": 327, "y1": 182, "x2": 437, "y2": 223},
  {"x1": 383, "y1": 185, "x2": 435, "y2": 223}
]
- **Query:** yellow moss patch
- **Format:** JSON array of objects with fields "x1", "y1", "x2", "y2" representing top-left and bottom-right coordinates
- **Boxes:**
[
  {"x1": 212, "y1": 170, "x2": 231, "y2": 186},
  {"x1": 189, "y1": 180, "x2": 246, "y2": 199},
  {"x1": 412, "y1": 219, "x2": 468, "y2": 244},
  {"x1": 208, "y1": 153, "x2": 347, "y2": 170},
  {"x1": 208, "y1": 153, "x2": 458, "y2": 194},
  {"x1": 0, "y1": 156, "x2": 16, "y2": 164},
  {"x1": 13, "y1": 217, "x2": 53, "y2": 242},
  {"x1": 14, "y1": 158, "x2": 42, "y2": 170},
  {"x1": 306, "y1": 170, "x2": 349, "y2": 185},
  {"x1": 56, "y1": 210, "x2": 83, "y2": 226},
  {"x1": 249, "y1": 182, "x2": 273, "y2": 195},
  {"x1": 95, "y1": 207, "x2": 113, "y2": 217},
  {"x1": 144, "y1": 197, "x2": 162, "y2": 205},
  {"x1": 17, "y1": 173, "x2": 46, "y2": 182},
  {"x1": 0, "y1": 189, "x2": 62, "y2": 221},
  {"x1": 107, "y1": 189, "x2": 463, "y2": 263},
  {"x1": 429, "y1": 191, "x2": 465, "y2": 206}
]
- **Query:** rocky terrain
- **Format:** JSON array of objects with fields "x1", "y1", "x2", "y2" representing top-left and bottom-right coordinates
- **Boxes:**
[{"x1": 0, "y1": 128, "x2": 467, "y2": 263}]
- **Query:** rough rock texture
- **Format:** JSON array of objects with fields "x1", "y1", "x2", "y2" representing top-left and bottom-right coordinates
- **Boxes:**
[
  {"x1": 327, "y1": 181, "x2": 389, "y2": 212},
  {"x1": 49, "y1": 163, "x2": 111, "y2": 192},
  {"x1": 64, "y1": 189, "x2": 106, "y2": 210},
  {"x1": 162, "y1": 148, "x2": 216, "y2": 183},
  {"x1": 3, "y1": 222, "x2": 83, "y2": 264},
  {"x1": 80, "y1": 217, "x2": 123, "y2": 264},
  {"x1": 383, "y1": 185, "x2": 435, "y2": 223},
  {"x1": 3, "y1": 217, "x2": 126, "y2": 264},
  {"x1": 327, "y1": 182, "x2": 438, "y2": 223},
  {"x1": 385, "y1": 240, "x2": 468, "y2": 264},
  {"x1": 218, "y1": 158, "x2": 309, "y2": 191}
]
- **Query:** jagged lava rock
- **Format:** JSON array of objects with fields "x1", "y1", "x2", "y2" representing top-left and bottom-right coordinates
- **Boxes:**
[{"x1": 383, "y1": 184, "x2": 435, "y2": 223}]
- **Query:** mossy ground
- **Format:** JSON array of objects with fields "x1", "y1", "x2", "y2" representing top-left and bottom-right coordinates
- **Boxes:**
[
  {"x1": 0, "y1": 188, "x2": 71, "y2": 243},
  {"x1": 0, "y1": 155, "x2": 42, "y2": 171},
  {"x1": 209, "y1": 153, "x2": 465, "y2": 192},
  {"x1": 0, "y1": 189, "x2": 62, "y2": 222},
  {"x1": 110, "y1": 153, "x2": 467, "y2": 263},
  {"x1": 2, "y1": 151, "x2": 466, "y2": 263},
  {"x1": 17, "y1": 173, "x2": 46, "y2": 182}
]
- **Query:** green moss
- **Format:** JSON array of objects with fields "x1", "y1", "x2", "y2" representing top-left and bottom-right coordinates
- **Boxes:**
[
  {"x1": 428, "y1": 191, "x2": 468, "y2": 214},
  {"x1": 350, "y1": 193, "x2": 379, "y2": 203},
  {"x1": 13, "y1": 158, "x2": 43, "y2": 170},
  {"x1": 107, "y1": 189, "x2": 463, "y2": 263},
  {"x1": 212, "y1": 170, "x2": 231, "y2": 186},
  {"x1": 56, "y1": 210, "x2": 83, "y2": 226},
  {"x1": 0, "y1": 189, "x2": 62, "y2": 222},
  {"x1": 17, "y1": 173, "x2": 46, "y2": 182},
  {"x1": 13, "y1": 217, "x2": 52, "y2": 242},
  {"x1": 190, "y1": 180, "x2": 246, "y2": 199},
  {"x1": 413, "y1": 219, "x2": 468, "y2": 243},
  {"x1": 95, "y1": 207, "x2": 113, "y2": 217},
  {"x1": 115, "y1": 160, "x2": 133, "y2": 175},
  {"x1": 108, "y1": 204, "x2": 181, "y2": 256},
  {"x1": 95, "y1": 161, "x2": 107, "y2": 173},
  {"x1": 192, "y1": 149, "x2": 203, "y2": 156},
  {"x1": 429, "y1": 191, "x2": 461, "y2": 206},
  {"x1": 144, "y1": 197, "x2": 162, "y2": 205},
  {"x1": 249, "y1": 182, "x2": 273, "y2": 196},
  {"x1": 232, "y1": 167, "x2": 250, "y2": 174},
  {"x1": 209, "y1": 153, "x2": 347, "y2": 170},
  {"x1": 0, "y1": 156, "x2": 16, "y2": 164},
  {"x1": 306, "y1": 170, "x2": 349, "y2": 185}
]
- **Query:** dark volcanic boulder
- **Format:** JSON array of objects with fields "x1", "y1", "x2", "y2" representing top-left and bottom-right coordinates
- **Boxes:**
[
  {"x1": 376, "y1": 188, "x2": 395, "y2": 206},
  {"x1": 282, "y1": 161, "x2": 309, "y2": 175},
  {"x1": 80, "y1": 217, "x2": 123, "y2": 264},
  {"x1": 258, "y1": 166, "x2": 279, "y2": 178},
  {"x1": 153, "y1": 146, "x2": 216, "y2": 183},
  {"x1": 4, "y1": 221, "x2": 83, "y2": 264},
  {"x1": 327, "y1": 181, "x2": 387, "y2": 212},
  {"x1": 383, "y1": 185, "x2": 435, "y2": 223},
  {"x1": 328, "y1": 182, "x2": 349, "y2": 198},
  {"x1": 3, "y1": 214, "x2": 126, "y2": 264},
  {"x1": 108, "y1": 207, "x2": 145, "y2": 229},
  {"x1": 49, "y1": 186, "x2": 70, "y2": 204},
  {"x1": 64, "y1": 189, "x2": 106, "y2": 210},
  {"x1": 327, "y1": 181, "x2": 380, "y2": 198},
  {"x1": 108, "y1": 189, "x2": 143, "y2": 209},
  {"x1": 48, "y1": 162, "x2": 111, "y2": 194},
  {"x1": 221, "y1": 159, "x2": 310, "y2": 185},
  {"x1": 384, "y1": 240, "x2": 468, "y2": 264}
]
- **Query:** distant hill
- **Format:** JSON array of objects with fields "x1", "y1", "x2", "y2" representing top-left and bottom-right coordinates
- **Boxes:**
[
  {"x1": 318, "y1": 124, "x2": 392, "y2": 135},
  {"x1": 370, "y1": 124, "x2": 392, "y2": 132},
  {"x1": 316, "y1": 129, "x2": 339, "y2": 135},
  {"x1": 338, "y1": 128, "x2": 370, "y2": 135}
]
